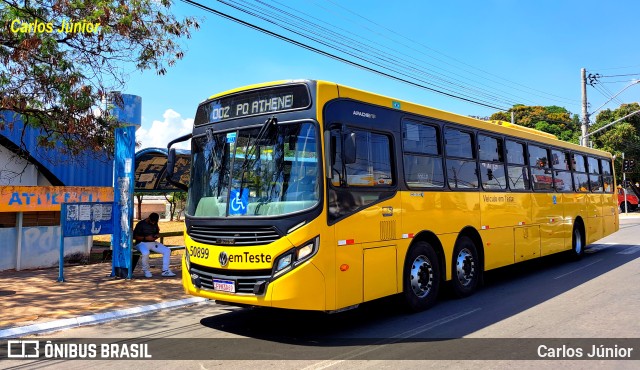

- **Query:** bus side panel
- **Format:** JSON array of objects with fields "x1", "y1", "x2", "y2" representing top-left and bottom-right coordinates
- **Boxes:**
[
  {"x1": 563, "y1": 192, "x2": 588, "y2": 242},
  {"x1": 271, "y1": 261, "x2": 326, "y2": 310},
  {"x1": 480, "y1": 192, "x2": 530, "y2": 270},
  {"x1": 480, "y1": 192, "x2": 531, "y2": 229},
  {"x1": 514, "y1": 225, "x2": 541, "y2": 262},
  {"x1": 603, "y1": 193, "x2": 619, "y2": 236},
  {"x1": 438, "y1": 192, "x2": 481, "y2": 234},
  {"x1": 363, "y1": 245, "x2": 397, "y2": 301},
  {"x1": 400, "y1": 191, "x2": 478, "y2": 281},
  {"x1": 481, "y1": 228, "x2": 514, "y2": 270},
  {"x1": 334, "y1": 241, "x2": 363, "y2": 309},
  {"x1": 586, "y1": 194, "x2": 604, "y2": 244},
  {"x1": 532, "y1": 193, "x2": 565, "y2": 256}
]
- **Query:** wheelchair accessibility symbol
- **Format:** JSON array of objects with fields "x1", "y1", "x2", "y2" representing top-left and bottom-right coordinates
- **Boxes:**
[{"x1": 229, "y1": 189, "x2": 248, "y2": 215}]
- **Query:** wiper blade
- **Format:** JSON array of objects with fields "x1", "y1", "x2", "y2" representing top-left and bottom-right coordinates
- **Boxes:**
[{"x1": 238, "y1": 116, "x2": 278, "y2": 192}]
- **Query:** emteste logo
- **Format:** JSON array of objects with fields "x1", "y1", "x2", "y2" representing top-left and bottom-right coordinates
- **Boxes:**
[{"x1": 218, "y1": 251, "x2": 273, "y2": 265}]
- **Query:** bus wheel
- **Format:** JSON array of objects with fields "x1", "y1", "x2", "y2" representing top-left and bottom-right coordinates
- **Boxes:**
[
  {"x1": 570, "y1": 224, "x2": 585, "y2": 260},
  {"x1": 403, "y1": 241, "x2": 441, "y2": 312},
  {"x1": 451, "y1": 236, "x2": 480, "y2": 298}
]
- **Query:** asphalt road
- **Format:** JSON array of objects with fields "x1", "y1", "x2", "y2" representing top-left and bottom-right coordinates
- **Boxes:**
[{"x1": 3, "y1": 217, "x2": 640, "y2": 369}]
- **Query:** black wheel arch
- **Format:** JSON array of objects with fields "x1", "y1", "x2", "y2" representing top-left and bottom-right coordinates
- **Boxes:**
[
  {"x1": 456, "y1": 226, "x2": 485, "y2": 275},
  {"x1": 409, "y1": 230, "x2": 445, "y2": 283}
]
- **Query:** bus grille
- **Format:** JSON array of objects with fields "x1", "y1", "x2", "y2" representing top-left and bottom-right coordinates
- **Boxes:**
[
  {"x1": 190, "y1": 263, "x2": 272, "y2": 295},
  {"x1": 188, "y1": 225, "x2": 281, "y2": 246}
]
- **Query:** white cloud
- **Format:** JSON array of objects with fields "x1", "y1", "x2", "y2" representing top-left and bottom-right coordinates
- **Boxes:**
[{"x1": 136, "y1": 109, "x2": 193, "y2": 150}]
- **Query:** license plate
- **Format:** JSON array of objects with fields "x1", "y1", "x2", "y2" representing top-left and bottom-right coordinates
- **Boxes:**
[{"x1": 213, "y1": 279, "x2": 235, "y2": 293}]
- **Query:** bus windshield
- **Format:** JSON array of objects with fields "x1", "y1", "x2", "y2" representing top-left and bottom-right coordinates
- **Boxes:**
[{"x1": 187, "y1": 121, "x2": 320, "y2": 218}]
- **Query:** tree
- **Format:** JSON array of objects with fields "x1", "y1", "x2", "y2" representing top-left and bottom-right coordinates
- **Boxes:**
[
  {"x1": 590, "y1": 103, "x2": 640, "y2": 183},
  {"x1": 490, "y1": 105, "x2": 579, "y2": 143},
  {"x1": 164, "y1": 191, "x2": 186, "y2": 221},
  {"x1": 0, "y1": 0, "x2": 199, "y2": 157}
]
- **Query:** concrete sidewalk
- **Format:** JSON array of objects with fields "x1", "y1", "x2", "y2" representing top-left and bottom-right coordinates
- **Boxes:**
[{"x1": 0, "y1": 251, "x2": 205, "y2": 338}]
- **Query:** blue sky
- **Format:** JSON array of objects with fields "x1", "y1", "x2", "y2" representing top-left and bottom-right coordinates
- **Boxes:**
[{"x1": 131, "y1": 0, "x2": 640, "y2": 149}]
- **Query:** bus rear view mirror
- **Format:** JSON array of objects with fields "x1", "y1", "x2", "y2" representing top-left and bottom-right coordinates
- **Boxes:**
[
  {"x1": 167, "y1": 148, "x2": 176, "y2": 179},
  {"x1": 165, "y1": 133, "x2": 192, "y2": 192},
  {"x1": 343, "y1": 132, "x2": 357, "y2": 164}
]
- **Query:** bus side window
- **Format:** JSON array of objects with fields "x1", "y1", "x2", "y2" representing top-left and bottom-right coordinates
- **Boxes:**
[
  {"x1": 572, "y1": 153, "x2": 589, "y2": 192},
  {"x1": 529, "y1": 144, "x2": 553, "y2": 191},
  {"x1": 445, "y1": 128, "x2": 478, "y2": 189},
  {"x1": 402, "y1": 121, "x2": 444, "y2": 189},
  {"x1": 478, "y1": 134, "x2": 506, "y2": 191},
  {"x1": 588, "y1": 156, "x2": 603, "y2": 192},
  {"x1": 601, "y1": 158, "x2": 613, "y2": 193},
  {"x1": 552, "y1": 149, "x2": 573, "y2": 192},
  {"x1": 505, "y1": 140, "x2": 529, "y2": 191}
]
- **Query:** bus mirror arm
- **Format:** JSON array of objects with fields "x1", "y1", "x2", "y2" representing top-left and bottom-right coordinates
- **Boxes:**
[{"x1": 166, "y1": 133, "x2": 192, "y2": 192}]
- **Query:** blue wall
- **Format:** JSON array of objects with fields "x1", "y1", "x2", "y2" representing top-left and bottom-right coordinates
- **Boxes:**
[{"x1": 0, "y1": 111, "x2": 113, "y2": 186}]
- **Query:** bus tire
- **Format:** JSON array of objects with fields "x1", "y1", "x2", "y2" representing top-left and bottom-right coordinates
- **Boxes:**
[
  {"x1": 451, "y1": 236, "x2": 480, "y2": 298},
  {"x1": 403, "y1": 241, "x2": 441, "y2": 312},
  {"x1": 570, "y1": 223, "x2": 585, "y2": 260}
]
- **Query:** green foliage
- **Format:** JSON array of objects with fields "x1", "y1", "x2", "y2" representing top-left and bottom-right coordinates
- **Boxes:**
[
  {"x1": 590, "y1": 103, "x2": 640, "y2": 182},
  {"x1": 0, "y1": 0, "x2": 199, "y2": 156},
  {"x1": 489, "y1": 104, "x2": 579, "y2": 144}
]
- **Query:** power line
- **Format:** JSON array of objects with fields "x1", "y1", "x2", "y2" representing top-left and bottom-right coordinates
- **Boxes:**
[
  {"x1": 179, "y1": 0, "x2": 509, "y2": 110},
  {"x1": 222, "y1": 0, "x2": 516, "y2": 108},
  {"x1": 263, "y1": 0, "x2": 538, "y2": 107},
  {"x1": 318, "y1": 0, "x2": 579, "y2": 106},
  {"x1": 254, "y1": 0, "x2": 524, "y2": 106},
  {"x1": 599, "y1": 73, "x2": 640, "y2": 78}
]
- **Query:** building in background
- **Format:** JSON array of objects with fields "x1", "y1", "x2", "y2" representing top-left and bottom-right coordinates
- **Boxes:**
[{"x1": 0, "y1": 112, "x2": 114, "y2": 271}]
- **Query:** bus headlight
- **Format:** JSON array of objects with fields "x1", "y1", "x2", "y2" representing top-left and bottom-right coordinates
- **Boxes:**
[
  {"x1": 275, "y1": 253, "x2": 293, "y2": 275},
  {"x1": 273, "y1": 236, "x2": 319, "y2": 277},
  {"x1": 296, "y1": 242, "x2": 315, "y2": 260}
]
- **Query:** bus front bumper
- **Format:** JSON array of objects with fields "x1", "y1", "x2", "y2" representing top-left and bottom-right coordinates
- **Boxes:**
[{"x1": 182, "y1": 256, "x2": 326, "y2": 311}]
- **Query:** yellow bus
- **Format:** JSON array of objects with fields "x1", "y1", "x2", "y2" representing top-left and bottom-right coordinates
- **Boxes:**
[{"x1": 166, "y1": 80, "x2": 618, "y2": 312}]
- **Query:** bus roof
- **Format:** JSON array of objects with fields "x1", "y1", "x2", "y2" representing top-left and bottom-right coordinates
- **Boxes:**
[
  {"x1": 202, "y1": 79, "x2": 612, "y2": 158},
  {"x1": 327, "y1": 80, "x2": 612, "y2": 158}
]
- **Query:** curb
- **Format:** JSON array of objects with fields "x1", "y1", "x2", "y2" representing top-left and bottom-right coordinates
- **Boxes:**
[{"x1": 0, "y1": 297, "x2": 208, "y2": 339}]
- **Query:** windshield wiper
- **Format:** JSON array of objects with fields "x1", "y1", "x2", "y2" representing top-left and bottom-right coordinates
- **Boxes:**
[{"x1": 238, "y1": 116, "x2": 278, "y2": 194}]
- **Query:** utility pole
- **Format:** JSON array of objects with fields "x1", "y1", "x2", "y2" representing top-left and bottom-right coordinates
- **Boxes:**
[
  {"x1": 622, "y1": 152, "x2": 628, "y2": 214},
  {"x1": 581, "y1": 68, "x2": 589, "y2": 147}
]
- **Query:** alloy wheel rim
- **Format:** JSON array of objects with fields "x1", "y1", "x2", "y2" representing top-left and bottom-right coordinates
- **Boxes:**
[
  {"x1": 456, "y1": 248, "x2": 475, "y2": 287},
  {"x1": 410, "y1": 255, "x2": 433, "y2": 298}
]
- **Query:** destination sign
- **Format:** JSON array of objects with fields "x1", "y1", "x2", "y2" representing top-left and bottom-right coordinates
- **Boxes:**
[{"x1": 194, "y1": 84, "x2": 311, "y2": 125}]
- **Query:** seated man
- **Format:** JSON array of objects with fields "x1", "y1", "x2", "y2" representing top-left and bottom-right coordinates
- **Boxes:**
[{"x1": 133, "y1": 213, "x2": 176, "y2": 278}]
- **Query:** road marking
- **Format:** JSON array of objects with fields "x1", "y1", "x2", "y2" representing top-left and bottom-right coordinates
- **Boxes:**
[
  {"x1": 554, "y1": 258, "x2": 603, "y2": 279},
  {"x1": 617, "y1": 247, "x2": 640, "y2": 255},
  {"x1": 302, "y1": 308, "x2": 481, "y2": 370}
]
